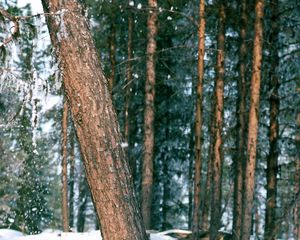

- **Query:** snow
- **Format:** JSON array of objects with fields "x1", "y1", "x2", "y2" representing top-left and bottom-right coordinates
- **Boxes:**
[{"x1": 0, "y1": 229, "x2": 179, "y2": 240}]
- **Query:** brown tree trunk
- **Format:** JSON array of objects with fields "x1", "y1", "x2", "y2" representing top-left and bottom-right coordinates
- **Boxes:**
[
  {"x1": 264, "y1": 0, "x2": 279, "y2": 239},
  {"x1": 125, "y1": 4, "x2": 135, "y2": 178},
  {"x1": 232, "y1": 0, "x2": 248, "y2": 238},
  {"x1": 241, "y1": 0, "x2": 264, "y2": 239},
  {"x1": 41, "y1": 1, "x2": 148, "y2": 239},
  {"x1": 192, "y1": 0, "x2": 206, "y2": 238},
  {"x1": 69, "y1": 126, "x2": 75, "y2": 228},
  {"x1": 109, "y1": 0, "x2": 116, "y2": 92},
  {"x1": 209, "y1": 2, "x2": 226, "y2": 239},
  {"x1": 61, "y1": 99, "x2": 69, "y2": 232},
  {"x1": 141, "y1": 0, "x2": 158, "y2": 230}
]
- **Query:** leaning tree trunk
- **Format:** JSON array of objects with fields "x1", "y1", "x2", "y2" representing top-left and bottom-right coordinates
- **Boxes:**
[
  {"x1": 141, "y1": 0, "x2": 158, "y2": 229},
  {"x1": 264, "y1": 0, "x2": 280, "y2": 239},
  {"x1": 192, "y1": 0, "x2": 206, "y2": 238},
  {"x1": 41, "y1": 1, "x2": 148, "y2": 239},
  {"x1": 241, "y1": 0, "x2": 264, "y2": 239},
  {"x1": 209, "y1": 2, "x2": 226, "y2": 239},
  {"x1": 295, "y1": 113, "x2": 300, "y2": 239},
  {"x1": 232, "y1": 0, "x2": 248, "y2": 238},
  {"x1": 61, "y1": 99, "x2": 69, "y2": 232}
]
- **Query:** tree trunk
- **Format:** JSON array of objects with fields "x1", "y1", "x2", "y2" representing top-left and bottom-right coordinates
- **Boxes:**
[
  {"x1": 77, "y1": 174, "x2": 88, "y2": 233},
  {"x1": 264, "y1": 0, "x2": 279, "y2": 239},
  {"x1": 295, "y1": 113, "x2": 300, "y2": 239},
  {"x1": 41, "y1": 1, "x2": 148, "y2": 239},
  {"x1": 209, "y1": 2, "x2": 226, "y2": 239},
  {"x1": 109, "y1": 0, "x2": 116, "y2": 92},
  {"x1": 232, "y1": 0, "x2": 248, "y2": 238},
  {"x1": 61, "y1": 99, "x2": 69, "y2": 232},
  {"x1": 192, "y1": 0, "x2": 206, "y2": 238},
  {"x1": 201, "y1": 95, "x2": 215, "y2": 231},
  {"x1": 141, "y1": 0, "x2": 158, "y2": 230},
  {"x1": 241, "y1": 0, "x2": 264, "y2": 239},
  {"x1": 125, "y1": 3, "x2": 135, "y2": 178},
  {"x1": 69, "y1": 126, "x2": 75, "y2": 228}
]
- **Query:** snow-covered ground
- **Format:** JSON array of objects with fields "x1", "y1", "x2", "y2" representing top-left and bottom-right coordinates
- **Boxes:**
[{"x1": 0, "y1": 229, "x2": 192, "y2": 240}]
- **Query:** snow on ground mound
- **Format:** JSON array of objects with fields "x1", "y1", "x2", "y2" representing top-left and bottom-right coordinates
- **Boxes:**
[
  {"x1": 0, "y1": 229, "x2": 178, "y2": 240},
  {"x1": 0, "y1": 229, "x2": 24, "y2": 240}
]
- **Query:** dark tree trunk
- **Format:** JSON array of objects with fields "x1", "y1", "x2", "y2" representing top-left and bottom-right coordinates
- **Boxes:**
[
  {"x1": 61, "y1": 99, "x2": 69, "y2": 232},
  {"x1": 192, "y1": 0, "x2": 206, "y2": 238},
  {"x1": 77, "y1": 175, "x2": 88, "y2": 233},
  {"x1": 201, "y1": 95, "x2": 215, "y2": 231},
  {"x1": 232, "y1": 0, "x2": 248, "y2": 238},
  {"x1": 209, "y1": 2, "x2": 226, "y2": 239},
  {"x1": 69, "y1": 126, "x2": 75, "y2": 228},
  {"x1": 108, "y1": 0, "x2": 116, "y2": 92},
  {"x1": 41, "y1": 1, "x2": 148, "y2": 239},
  {"x1": 294, "y1": 113, "x2": 300, "y2": 239},
  {"x1": 141, "y1": 0, "x2": 158, "y2": 229},
  {"x1": 125, "y1": 3, "x2": 135, "y2": 179},
  {"x1": 264, "y1": 0, "x2": 280, "y2": 239},
  {"x1": 241, "y1": 1, "x2": 264, "y2": 239}
]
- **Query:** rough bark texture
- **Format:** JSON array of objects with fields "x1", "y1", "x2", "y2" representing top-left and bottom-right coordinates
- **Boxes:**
[
  {"x1": 209, "y1": 2, "x2": 225, "y2": 239},
  {"x1": 192, "y1": 0, "x2": 206, "y2": 238},
  {"x1": 264, "y1": 0, "x2": 279, "y2": 239},
  {"x1": 241, "y1": 0, "x2": 264, "y2": 239},
  {"x1": 141, "y1": 0, "x2": 158, "y2": 229},
  {"x1": 69, "y1": 127, "x2": 75, "y2": 228},
  {"x1": 41, "y1": 1, "x2": 148, "y2": 239},
  {"x1": 61, "y1": 99, "x2": 69, "y2": 232},
  {"x1": 125, "y1": 4, "x2": 135, "y2": 178},
  {"x1": 232, "y1": 0, "x2": 248, "y2": 238}
]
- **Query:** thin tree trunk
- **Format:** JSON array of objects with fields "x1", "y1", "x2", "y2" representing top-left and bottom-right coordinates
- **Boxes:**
[
  {"x1": 264, "y1": 0, "x2": 279, "y2": 239},
  {"x1": 294, "y1": 113, "x2": 300, "y2": 239},
  {"x1": 201, "y1": 95, "x2": 215, "y2": 231},
  {"x1": 241, "y1": 0, "x2": 264, "y2": 239},
  {"x1": 77, "y1": 174, "x2": 88, "y2": 233},
  {"x1": 209, "y1": 2, "x2": 226, "y2": 239},
  {"x1": 125, "y1": 3, "x2": 135, "y2": 177},
  {"x1": 109, "y1": 0, "x2": 116, "y2": 92},
  {"x1": 141, "y1": 0, "x2": 158, "y2": 229},
  {"x1": 69, "y1": 126, "x2": 75, "y2": 228},
  {"x1": 41, "y1": 1, "x2": 148, "y2": 239},
  {"x1": 61, "y1": 99, "x2": 69, "y2": 232},
  {"x1": 188, "y1": 122, "x2": 194, "y2": 230},
  {"x1": 192, "y1": 0, "x2": 206, "y2": 238},
  {"x1": 232, "y1": 0, "x2": 248, "y2": 238}
]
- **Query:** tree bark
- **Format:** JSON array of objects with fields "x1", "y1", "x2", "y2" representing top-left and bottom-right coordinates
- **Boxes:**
[
  {"x1": 264, "y1": 0, "x2": 280, "y2": 239},
  {"x1": 209, "y1": 2, "x2": 226, "y2": 239},
  {"x1": 41, "y1": 1, "x2": 148, "y2": 239},
  {"x1": 141, "y1": 0, "x2": 158, "y2": 230},
  {"x1": 61, "y1": 99, "x2": 69, "y2": 232},
  {"x1": 192, "y1": 0, "x2": 206, "y2": 238},
  {"x1": 241, "y1": 0, "x2": 264, "y2": 239},
  {"x1": 232, "y1": 0, "x2": 248, "y2": 238}
]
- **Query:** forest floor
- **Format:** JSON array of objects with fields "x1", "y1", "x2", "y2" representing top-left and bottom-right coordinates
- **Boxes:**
[{"x1": 0, "y1": 228, "x2": 192, "y2": 240}]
